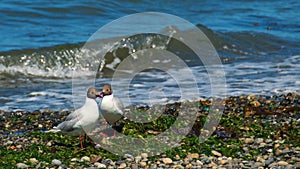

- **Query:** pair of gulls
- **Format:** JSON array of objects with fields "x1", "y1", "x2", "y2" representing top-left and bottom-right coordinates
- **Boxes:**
[{"x1": 51, "y1": 84, "x2": 124, "y2": 148}]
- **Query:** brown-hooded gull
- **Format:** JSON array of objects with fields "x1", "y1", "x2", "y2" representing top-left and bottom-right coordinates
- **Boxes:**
[
  {"x1": 50, "y1": 87, "x2": 100, "y2": 148},
  {"x1": 100, "y1": 84, "x2": 124, "y2": 138}
]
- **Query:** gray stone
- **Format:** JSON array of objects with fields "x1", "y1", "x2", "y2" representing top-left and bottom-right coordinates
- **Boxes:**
[
  {"x1": 265, "y1": 139, "x2": 273, "y2": 143},
  {"x1": 124, "y1": 153, "x2": 133, "y2": 159},
  {"x1": 16, "y1": 163, "x2": 28, "y2": 169},
  {"x1": 255, "y1": 138, "x2": 264, "y2": 144},
  {"x1": 52, "y1": 159, "x2": 62, "y2": 166},
  {"x1": 104, "y1": 159, "x2": 113, "y2": 165},
  {"x1": 6, "y1": 140, "x2": 13, "y2": 145},
  {"x1": 265, "y1": 158, "x2": 274, "y2": 166}
]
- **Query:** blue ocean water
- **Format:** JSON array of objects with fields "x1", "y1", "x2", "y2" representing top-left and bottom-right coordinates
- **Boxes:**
[{"x1": 0, "y1": 0, "x2": 299, "y2": 111}]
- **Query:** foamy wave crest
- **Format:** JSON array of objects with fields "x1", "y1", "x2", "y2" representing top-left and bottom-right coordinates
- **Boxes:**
[{"x1": 0, "y1": 64, "x2": 97, "y2": 79}]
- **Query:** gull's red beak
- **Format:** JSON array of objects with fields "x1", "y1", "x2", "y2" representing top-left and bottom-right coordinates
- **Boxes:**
[
  {"x1": 99, "y1": 92, "x2": 104, "y2": 98},
  {"x1": 96, "y1": 93, "x2": 101, "y2": 98}
]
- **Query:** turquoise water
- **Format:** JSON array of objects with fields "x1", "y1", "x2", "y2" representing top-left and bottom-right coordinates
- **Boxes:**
[{"x1": 0, "y1": 0, "x2": 299, "y2": 111}]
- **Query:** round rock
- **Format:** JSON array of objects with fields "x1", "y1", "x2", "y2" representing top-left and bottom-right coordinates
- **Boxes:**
[
  {"x1": 211, "y1": 150, "x2": 222, "y2": 157},
  {"x1": 52, "y1": 159, "x2": 62, "y2": 166},
  {"x1": 29, "y1": 158, "x2": 38, "y2": 164},
  {"x1": 118, "y1": 163, "x2": 126, "y2": 168},
  {"x1": 81, "y1": 156, "x2": 90, "y2": 162},
  {"x1": 16, "y1": 163, "x2": 28, "y2": 169},
  {"x1": 162, "y1": 158, "x2": 173, "y2": 164},
  {"x1": 94, "y1": 162, "x2": 106, "y2": 168}
]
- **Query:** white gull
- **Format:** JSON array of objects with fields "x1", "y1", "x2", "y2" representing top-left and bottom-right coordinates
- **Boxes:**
[
  {"x1": 50, "y1": 87, "x2": 100, "y2": 148},
  {"x1": 100, "y1": 84, "x2": 124, "y2": 137}
]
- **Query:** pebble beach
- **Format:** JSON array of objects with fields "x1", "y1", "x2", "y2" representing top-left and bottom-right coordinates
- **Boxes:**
[{"x1": 1, "y1": 93, "x2": 299, "y2": 168}]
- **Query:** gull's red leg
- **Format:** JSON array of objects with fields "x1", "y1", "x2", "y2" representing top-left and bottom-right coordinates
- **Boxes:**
[{"x1": 79, "y1": 136, "x2": 84, "y2": 149}]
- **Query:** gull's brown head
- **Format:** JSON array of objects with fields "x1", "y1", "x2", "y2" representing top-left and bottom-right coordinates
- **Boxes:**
[
  {"x1": 87, "y1": 87, "x2": 101, "y2": 99},
  {"x1": 100, "y1": 84, "x2": 112, "y2": 97}
]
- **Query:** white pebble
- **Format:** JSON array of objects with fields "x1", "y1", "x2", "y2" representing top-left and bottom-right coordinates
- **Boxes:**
[
  {"x1": 71, "y1": 158, "x2": 77, "y2": 162},
  {"x1": 162, "y1": 157, "x2": 173, "y2": 164},
  {"x1": 141, "y1": 153, "x2": 148, "y2": 159},
  {"x1": 6, "y1": 140, "x2": 13, "y2": 145},
  {"x1": 29, "y1": 158, "x2": 38, "y2": 164},
  {"x1": 52, "y1": 159, "x2": 62, "y2": 166},
  {"x1": 46, "y1": 141, "x2": 52, "y2": 147},
  {"x1": 81, "y1": 156, "x2": 90, "y2": 162},
  {"x1": 211, "y1": 150, "x2": 222, "y2": 157},
  {"x1": 94, "y1": 162, "x2": 106, "y2": 168},
  {"x1": 135, "y1": 156, "x2": 142, "y2": 163},
  {"x1": 16, "y1": 163, "x2": 28, "y2": 168}
]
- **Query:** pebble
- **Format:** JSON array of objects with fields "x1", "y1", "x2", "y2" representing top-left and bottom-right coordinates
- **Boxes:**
[
  {"x1": 16, "y1": 145, "x2": 22, "y2": 149},
  {"x1": 94, "y1": 144, "x2": 101, "y2": 149},
  {"x1": 29, "y1": 158, "x2": 38, "y2": 164},
  {"x1": 162, "y1": 158, "x2": 173, "y2": 164},
  {"x1": 243, "y1": 147, "x2": 249, "y2": 152},
  {"x1": 187, "y1": 153, "x2": 199, "y2": 159},
  {"x1": 104, "y1": 159, "x2": 113, "y2": 165},
  {"x1": 172, "y1": 164, "x2": 184, "y2": 169},
  {"x1": 265, "y1": 158, "x2": 274, "y2": 166},
  {"x1": 71, "y1": 158, "x2": 77, "y2": 162},
  {"x1": 265, "y1": 139, "x2": 273, "y2": 143},
  {"x1": 274, "y1": 143, "x2": 280, "y2": 149},
  {"x1": 253, "y1": 162, "x2": 262, "y2": 167},
  {"x1": 268, "y1": 162, "x2": 277, "y2": 167},
  {"x1": 135, "y1": 156, "x2": 142, "y2": 163},
  {"x1": 185, "y1": 163, "x2": 192, "y2": 168},
  {"x1": 266, "y1": 148, "x2": 273, "y2": 153},
  {"x1": 218, "y1": 159, "x2": 228, "y2": 165},
  {"x1": 94, "y1": 162, "x2": 106, "y2": 168},
  {"x1": 141, "y1": 153, "x2": 148, "y2": 159},
  {"x1": 278, "y1": 161, "x2": 288, "y2": 166},
  {"x1": 255, "y1": 138, "x2": 264, "y2": 144},
  {"x1": 6, "y1": 140, "x2": 13, "y2": 145},
  {"x1": 81, "y1": 156, "x2": 90, "y2": 162},
  {"x1": 211, "y1": 150, "x2": 222, "y2": 157},
  {"x1": 124, "y1": 153, "x2": 133, "y2": 159},
  {"x1": 131, "y1": 164, "x2": 139, "y2": 169},
  {"x1": 139, "y1": 161, "x2": 147, "y2": 167},
  {"x1": 118, "y1": 163, "x2": 127, "y2": 168},
  {"x1": 196, "y1": 160, "x2": 203, "y2": 166},
  {"x1": 247, "y1": 94, "x2": 256, "y2": 100},
  {"x1": 244, "y1": 137, "x2": 254, "y2": 144},
  {"x1": 16, "y1": 163, "x2": 28, "y2": 168},
  {"x1": 275, "y1": 149, "x2": 282, "y2": 156},
  {"x1": 259, "y1": 142, "x2": 267, "y2": 147},
  {"x1": 92, "y1": 156, "x2": 102, "y2": 163},
  {"x1": 52, "y1": 159, "x2": 62, "y2": 166},
  {"x1": 46, "y1": 141, "x2": 52, "y2": 147},
  {"x1": 250, "y1": 101, "x2": 261, "y2": 107},
  {"x1": 208, "y1": 161, "x2": 217, "y2": 167}
]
